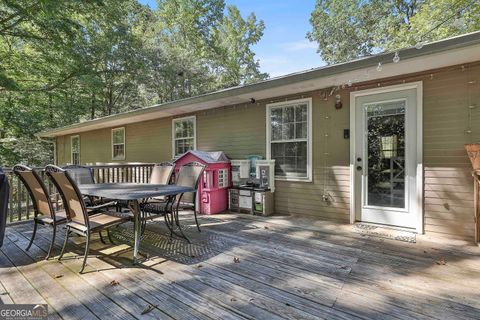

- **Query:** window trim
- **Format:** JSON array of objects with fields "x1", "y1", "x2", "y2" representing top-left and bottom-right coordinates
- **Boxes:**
[
  {"x1": 111, "y1": 127, "x2": 126, "y2": 161},
  {"x1": 172, "y1": 115, "x2": 197, "y2": 157},
  {"x1": 266, "y1": 97, "x2": 313, "y2": 182},
  {"x1": 70, "y1": 135, "x2": 80, "y2": 165}
]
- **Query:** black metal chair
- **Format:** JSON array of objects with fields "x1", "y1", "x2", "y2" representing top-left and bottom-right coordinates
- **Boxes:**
[
  {"x1": 13, "y1": 165, "x2": 66, "y2": 259},
  {"x1": 143, "y1": 162, "x2": 205, "y2": 242},
  {"x1": 139, "y1": 162, "x2": 175, "y2": 232},
  {"x1": 0, "y1": 168, "x2": 10, "y2": 248},
  {"x1": 63, "y1": 164, "x2": 118, "y2": 244},
  {"x1": 45, "y1": 165, "x2": 132, "y2": 273}
]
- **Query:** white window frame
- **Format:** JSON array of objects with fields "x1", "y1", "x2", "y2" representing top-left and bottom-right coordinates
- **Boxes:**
[
  {"x1": 218, "y1": 168, "x2": 229, "y2": 188},
  {"x1": 266, "y1": 97, "x2": 313, "y2": 182},
  {"x1": 172, "y1": 115, "x2": 197, "y2": 157},
  {"x1": 70, "y1": 135, "x2": 80, "y2": 165},
  {"x1": 111, "y1": 127, "x2": 126, "y2": 161}
]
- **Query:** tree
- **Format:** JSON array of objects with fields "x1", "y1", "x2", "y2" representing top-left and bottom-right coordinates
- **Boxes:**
[
  {"x1": 0, "y1": 0, "x2": 267, "y2": 166},
  {"x1": 307, "y1": 0, "x2": 480, "y2": 64},
  {"x1": 210, "y1": 5, "x2": 267, "y2": 87}
]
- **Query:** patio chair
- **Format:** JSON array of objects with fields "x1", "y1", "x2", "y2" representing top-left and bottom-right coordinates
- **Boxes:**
[
  {"x1": 63, "y1": 165, "x2": 95, "y2": 184},
  {"x1": 13, "y1": 165, "x2": 66, "y2": 259},
  {"x1": 139, "y1": 162, "x2": 174, "y2": 232},
  {"x1": 45, "y1": 165, "x2": 132, "y2": 273},
  {"x1": 64, "y1": 164, "x2": 116, "y2": 209},
  {"x1": 143, "y1": 162, "x2": 205, "y2": 239},
  {"x1": 0, "y1": 168, "x2": 9, "y2": 248}
]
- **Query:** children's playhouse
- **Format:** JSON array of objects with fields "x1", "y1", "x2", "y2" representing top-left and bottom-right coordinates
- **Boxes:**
[{"x1": 174, "y1": 150, "x2": 231, "y2": 214}]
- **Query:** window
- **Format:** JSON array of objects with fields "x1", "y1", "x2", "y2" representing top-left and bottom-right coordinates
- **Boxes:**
[
  {"x1": 71, "y1": 135, "x2": 80, "y2": 165},
  {"x1": 172, "y1": 116, "x2": 196, "y2": 157},
  {"x1": 112, "y1": 127, "x2": 125, "y2": 160},
  {"x1": 218, "y1": 169, "x2": 229, "y2": 188},
  {"x1": 267, "y1": 98, "x2": 312, "y2": 181}
]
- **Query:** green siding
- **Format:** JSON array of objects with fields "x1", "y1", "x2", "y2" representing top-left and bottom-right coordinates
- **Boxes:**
[{"x1": 56, "y1": 62, "x2": 480, "y2": 240}]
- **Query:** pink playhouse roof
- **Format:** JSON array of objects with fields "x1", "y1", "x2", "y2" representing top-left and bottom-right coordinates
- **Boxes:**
[{"x1": 175, "y1": 150, "x2": 230, "y2": 164}]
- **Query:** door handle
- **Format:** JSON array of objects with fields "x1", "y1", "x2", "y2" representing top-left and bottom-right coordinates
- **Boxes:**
[
  {"x1": 356, "y1": 166, "x2": 362, "y2": 171},
  {"x1": 357, "y1": 157, "x2": 362, "y2": 162}
]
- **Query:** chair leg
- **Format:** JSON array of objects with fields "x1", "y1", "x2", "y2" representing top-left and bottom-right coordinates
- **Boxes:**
[
  {"x1": 80, "y1": 233, "x2": 91, "y2": 273},
  {"x1": 26, "y1": 220, "x2": 38, "y2": 251},
  {"x1": 164, "y1": 213, "x2": 173, "y2": 238},
  {"x1": 59, "y1": 226, "x2": 70, "y2": 261},
  {"x1": 107, "y1": 228, "x2": 115, "y2": 244},
  {"x1": 99, "y1": 231, "x2": 106, "y2": 244},
  {"x1": 193, "y1": 208, "x2": 201, "y2": 232},
  {"x1": 174, "y1": 205, "x2": 190, "y2": 243},
  {"x1": 46, "y1": 224, "x2": 56, "y2": 260}
]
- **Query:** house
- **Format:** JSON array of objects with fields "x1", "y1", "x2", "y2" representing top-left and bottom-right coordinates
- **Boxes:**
[{"x1": 38, "y1": 32, "x2": 480, "y2": 243}]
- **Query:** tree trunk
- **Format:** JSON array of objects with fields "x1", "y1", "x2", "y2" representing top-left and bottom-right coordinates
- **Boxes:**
[{"x1": 91, "y1": 92, "x2": 96, "y2": 119}]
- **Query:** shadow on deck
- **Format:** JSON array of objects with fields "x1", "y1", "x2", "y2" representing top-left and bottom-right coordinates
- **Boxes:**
[{"x1": 1, "y1": 212, "x2": 479, "y2": 319}]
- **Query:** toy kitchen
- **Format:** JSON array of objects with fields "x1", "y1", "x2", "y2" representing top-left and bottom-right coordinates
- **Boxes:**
[{"x1": 228, "y1": 157, "x2": 275, "y2": 216}]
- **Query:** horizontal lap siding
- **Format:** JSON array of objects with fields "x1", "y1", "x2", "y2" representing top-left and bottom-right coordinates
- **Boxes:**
[
  {"x1": 196, "y1": 105, "x2": 265, "y2": 158},
  {"x1": 55, "y1": 62, "x2": 480, "y2": 241},
  {"x1": 274, "y1": 93, "x2": 351, "y2": 222},
  {"x1": 59, "y1": 118, "x2": 172, "y2": 164},
  {"x1": 423, "y1": 64, "x2": 480, "y2": 240}
]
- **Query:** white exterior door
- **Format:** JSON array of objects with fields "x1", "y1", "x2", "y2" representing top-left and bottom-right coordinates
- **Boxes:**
[{"x1": 352, "y1": 84, "x2": 422, "y2": 230}]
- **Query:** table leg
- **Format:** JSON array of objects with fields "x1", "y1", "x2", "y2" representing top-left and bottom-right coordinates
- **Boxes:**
[{"x1": 128, "y1": 200, "x2": 142, "y2": 264}]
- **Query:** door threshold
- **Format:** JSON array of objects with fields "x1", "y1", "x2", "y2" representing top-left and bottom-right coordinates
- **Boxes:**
[
  {"x1": 353, "y1": 222, "x2": 417, "y2": 243},
  {"x1": 354, "y1": 221, "x2": 416, "y2": 233}
]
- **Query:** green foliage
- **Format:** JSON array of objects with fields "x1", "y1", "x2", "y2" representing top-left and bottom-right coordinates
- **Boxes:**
[
  {"x1": 308, "y1": 0, "x2": 480, "y2": 64},
  {"x1": 0, "y1": 0, "x2": 266, "y2": 166}
]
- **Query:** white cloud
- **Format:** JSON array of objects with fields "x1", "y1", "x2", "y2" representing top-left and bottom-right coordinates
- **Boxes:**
[{"x1": 280, "y1": 40, "x2": 318, "y2": 52}]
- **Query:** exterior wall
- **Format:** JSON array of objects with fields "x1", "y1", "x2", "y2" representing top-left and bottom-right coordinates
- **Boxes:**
[{"x1": 56, "y1": 62, "x2": 480, "y2": 241}]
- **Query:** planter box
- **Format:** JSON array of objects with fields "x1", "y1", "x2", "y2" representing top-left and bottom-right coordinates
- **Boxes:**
[{"x1": 465, "y1": 144, "x2": 480, "y2": 170}]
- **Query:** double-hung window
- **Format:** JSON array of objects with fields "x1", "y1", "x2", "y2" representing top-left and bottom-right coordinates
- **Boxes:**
[
  {"x1": 71, "y1": 135, "x2": 80, "y2": 165},
  {"x1": 172, "y1": 116, "x2": 196, "y2": 157},
  {"x1": 267, "y1": 98, "x2": 312, "y2": 181},
  {"x1": 112, "y1": 127, "x2": 125, "y2": 160}
]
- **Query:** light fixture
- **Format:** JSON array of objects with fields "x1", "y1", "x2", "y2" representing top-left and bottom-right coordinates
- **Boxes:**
[
  {"x1": 376, "y1": 62, "x2": 382, "y2": 72},
  {"x1": 415, "y1": 42, "x2": 424, "y2": 49},
  {"x1": 393, "y1": 51, "x2": 400, "y2": 63}
]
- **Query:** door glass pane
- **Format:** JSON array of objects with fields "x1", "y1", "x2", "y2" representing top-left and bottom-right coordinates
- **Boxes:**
[{"x1": 365, "y1": 100, "x2": 406, "y2": 208}]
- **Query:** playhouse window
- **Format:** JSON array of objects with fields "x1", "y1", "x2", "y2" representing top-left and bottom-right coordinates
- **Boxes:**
[
  {"x1": 112, "y1": 127, "x2": 125, "y2": 160},
  {"x1": 267, "y1": 98, "x2": 312, "y2": 182},
  {"x1": 71, "y1": 135, "x2": 80, "y2": 165},
  {"x1": 173, "y1": 116, "x2": 196, "y2": 157},
  {"x1": 218, "y1": 169, "x2": 229, "y2": 188}
]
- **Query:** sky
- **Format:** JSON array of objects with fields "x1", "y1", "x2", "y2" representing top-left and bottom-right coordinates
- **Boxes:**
[{"x1": 137, "y1": 0, "x2": 325, "y2": 77}]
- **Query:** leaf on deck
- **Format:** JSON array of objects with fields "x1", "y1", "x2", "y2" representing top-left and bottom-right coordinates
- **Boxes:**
[
  {"x1": 141, "y1": 304, "x2": 157, "y2": 315},
  {"x1": 110, "y1": 280, "x2": 120, "y2": 286},
  {"x1": 54, "y1": 274, "x2": 63, "y2": 279},
  {"x1": 233, "y1": 257, "x2": 240, "y2": 263},
  {"x1": 436, "y1": 257, "x2": 447, "y2": 265}
]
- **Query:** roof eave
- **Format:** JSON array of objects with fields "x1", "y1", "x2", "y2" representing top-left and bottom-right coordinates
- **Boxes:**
[{"x1": 37, "y1": 31, "x2": 480, "y2": 138}]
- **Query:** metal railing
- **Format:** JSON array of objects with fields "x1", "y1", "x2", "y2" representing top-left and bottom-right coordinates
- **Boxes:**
[{"x1": 2, "y1": 163, "x2": 155, "y2": 224}]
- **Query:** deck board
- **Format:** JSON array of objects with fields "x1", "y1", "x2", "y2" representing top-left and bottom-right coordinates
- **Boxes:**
[{"x1": 1, "y1": 212, "x2": 479, "y2": 320}]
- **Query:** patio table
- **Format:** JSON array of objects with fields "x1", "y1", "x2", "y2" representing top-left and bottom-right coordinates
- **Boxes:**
[{"x1": 78, "y1": 183, "x2": 195, "y2": 263}]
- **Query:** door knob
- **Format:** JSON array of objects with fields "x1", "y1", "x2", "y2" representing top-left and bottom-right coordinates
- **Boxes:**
[
  {"x1": 356, "y1": 166, "x2": 362, "y2": 171},
  {"x1": 357, "y1": 157, "x2": 362, "y2": 162}
]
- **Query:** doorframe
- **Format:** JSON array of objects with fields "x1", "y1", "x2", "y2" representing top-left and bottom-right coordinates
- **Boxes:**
[{"x1": 349, "y1": 81, "x2": 423, "y2": 233}]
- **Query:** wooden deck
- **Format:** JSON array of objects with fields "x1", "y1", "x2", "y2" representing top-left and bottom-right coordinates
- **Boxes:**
[{"x1": 1, "y1": 213, "x2": 479, "y2": 320}]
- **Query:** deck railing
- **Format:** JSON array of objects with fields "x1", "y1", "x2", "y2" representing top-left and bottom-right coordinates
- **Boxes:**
[{"x1": 2, "y1": 163, "x2": 155, "y2": 224}]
